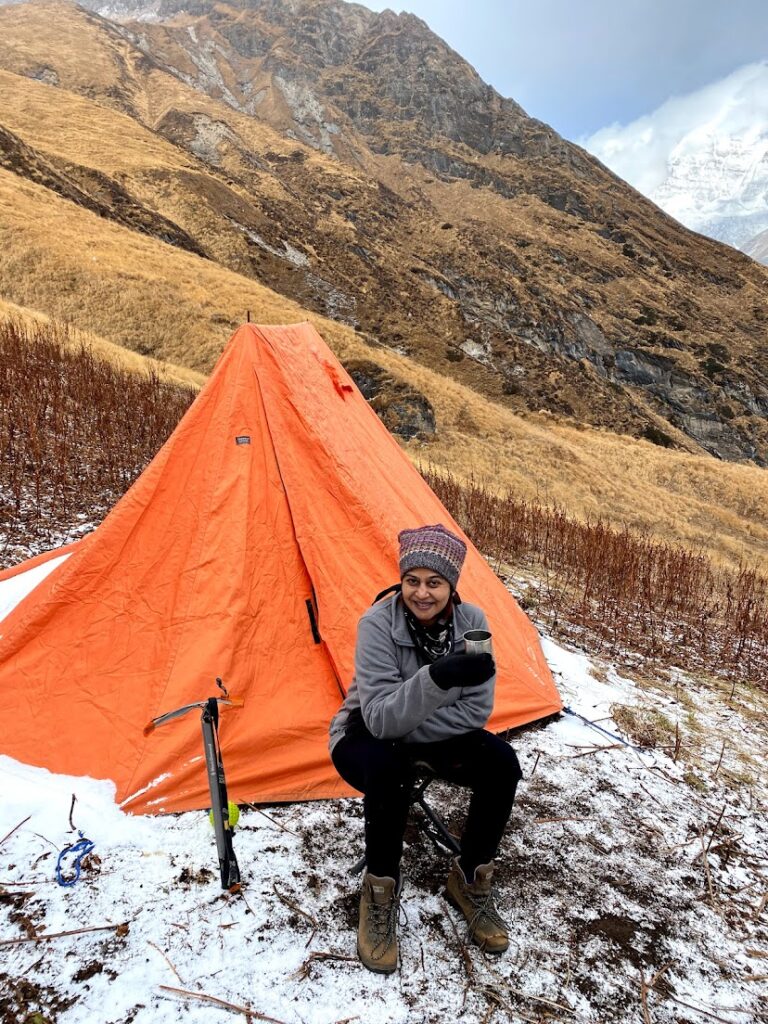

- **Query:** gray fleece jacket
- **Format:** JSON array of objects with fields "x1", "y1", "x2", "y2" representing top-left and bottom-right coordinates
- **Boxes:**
[{"x1": 328, "y1": 594, "x2": 495, "y2": 751}]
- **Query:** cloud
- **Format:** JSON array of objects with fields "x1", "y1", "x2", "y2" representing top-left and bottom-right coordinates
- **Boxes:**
[{"x1": 582, "y1": 61, "x2": 768, "y2": 196}]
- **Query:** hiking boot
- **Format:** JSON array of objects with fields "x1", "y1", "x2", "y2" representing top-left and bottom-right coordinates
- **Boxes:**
[
  {"x1": 446, "y1": 859, "x2": 509, "y2": 952},
  {"x1": 357, "y1": 872, "x2": 400, "y2": 973}
]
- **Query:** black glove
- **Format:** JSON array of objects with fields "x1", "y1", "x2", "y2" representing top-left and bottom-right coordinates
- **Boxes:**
[{"x1": 429, "y1": 653, "x2": 495, "y2": 691}]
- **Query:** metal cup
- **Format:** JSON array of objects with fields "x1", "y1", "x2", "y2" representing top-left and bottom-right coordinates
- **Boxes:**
[{"x1": 463, "y1": 629, "x2": 493, "y2": 656}]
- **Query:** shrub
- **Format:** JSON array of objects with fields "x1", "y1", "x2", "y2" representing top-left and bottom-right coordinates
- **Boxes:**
[{"x1": 0, "y1": 316, "x2": 196, "y2": 564}]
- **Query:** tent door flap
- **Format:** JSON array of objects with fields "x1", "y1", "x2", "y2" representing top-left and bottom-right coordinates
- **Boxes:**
[{"x1": 305, "y1": 598, "x2": 321, "y2": 644}]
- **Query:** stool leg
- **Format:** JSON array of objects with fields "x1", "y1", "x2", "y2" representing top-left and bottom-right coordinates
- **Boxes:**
[
  {"x1": 415, "y1": 791, "x2": 461, "y2": 856},
  {"x1": 349, "y1": 777, "x2": 460, "y2": 872}
]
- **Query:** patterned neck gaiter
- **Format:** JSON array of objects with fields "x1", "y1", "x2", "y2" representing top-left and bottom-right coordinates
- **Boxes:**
[{"x1": 402, "y1": 601, "x2": 455, "y2": 663}]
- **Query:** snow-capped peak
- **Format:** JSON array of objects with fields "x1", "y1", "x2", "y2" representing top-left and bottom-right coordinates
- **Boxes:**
[{"x1": 584, "y1": 61, "x2": 768, "y2": 250}]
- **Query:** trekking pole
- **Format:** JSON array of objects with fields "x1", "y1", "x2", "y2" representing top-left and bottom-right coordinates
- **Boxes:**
[{"x1": 144, "y1": 678, "x2": 243, "y2": 891}]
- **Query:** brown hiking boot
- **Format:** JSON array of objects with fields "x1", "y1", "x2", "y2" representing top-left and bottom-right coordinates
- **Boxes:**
[
  {"x1": 357, "y1": 872, "x2": 400, "y2": 973},
  {"x1": 446, "y1": 859, "x2": 509, "y2": 952}
]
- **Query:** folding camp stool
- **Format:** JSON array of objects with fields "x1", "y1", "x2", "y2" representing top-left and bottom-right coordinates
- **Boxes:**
[{"x1": 350, "y1": 765, "x2": 461, "y2": 875}]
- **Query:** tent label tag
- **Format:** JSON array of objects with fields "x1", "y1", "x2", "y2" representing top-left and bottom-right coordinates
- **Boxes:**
[{"x1": 235, "y1": 436, "x2": 251, "y2": 445}]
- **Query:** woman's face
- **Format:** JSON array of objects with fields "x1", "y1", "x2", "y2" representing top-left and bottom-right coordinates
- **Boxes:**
[{"x1": 401, "y1": 568, "x2": 452, "y2": 626}]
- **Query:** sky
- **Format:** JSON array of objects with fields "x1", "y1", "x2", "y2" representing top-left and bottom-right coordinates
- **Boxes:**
[{"x1": 361, "y1": 0, "x2": 768, "y2": 142}]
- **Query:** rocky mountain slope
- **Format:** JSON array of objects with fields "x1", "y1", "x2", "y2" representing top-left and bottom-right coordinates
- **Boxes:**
[{"x1": 0, "y1": 0, "x2": 767, "y2": 467}]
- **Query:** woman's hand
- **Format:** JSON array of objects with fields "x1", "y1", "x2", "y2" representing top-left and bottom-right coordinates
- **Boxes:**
[{"x1": 429, "y1": 653, "x2": 495, "y2": 691}]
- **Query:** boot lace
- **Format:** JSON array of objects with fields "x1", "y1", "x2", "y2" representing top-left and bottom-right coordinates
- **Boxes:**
[
  {"x1": 368, "y1": 894, "x2": 399, "y2": 961},
  {"x1": 463, "y1": 886, "x2": 507, "y2": 940}
]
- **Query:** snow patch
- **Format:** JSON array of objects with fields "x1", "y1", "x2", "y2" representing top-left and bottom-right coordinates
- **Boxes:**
[
  {"x1": 0, "y1": 552, "x2": 71, "y2": 625},
  {"x1": 228, "y1": 219, "x2": 311, "y2": 268},
  {"x1": 460, "y1": 338, "x2": 493, "y2": 363},
  {"x1": 1, "y1": 630, "x2": 765, "y2": 1023}
]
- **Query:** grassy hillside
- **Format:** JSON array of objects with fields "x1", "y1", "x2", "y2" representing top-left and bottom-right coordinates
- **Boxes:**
[
  {"x1": 2, "y1": 1, "x2": 768, "y2": 467},
  {"x1": 1, "y1": 3, "x2": 767, "y2": 575},
  {"x1": 0, "y1": 296, "x2": 206, "y2": 387},
  {"x1": 1, "y1": 171, "x2": 768, "y2": 574}
]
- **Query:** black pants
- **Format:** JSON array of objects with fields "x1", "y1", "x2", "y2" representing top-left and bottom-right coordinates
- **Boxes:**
[{"x1": 332, "y1": 727, "x2": 522, "y2": 879}]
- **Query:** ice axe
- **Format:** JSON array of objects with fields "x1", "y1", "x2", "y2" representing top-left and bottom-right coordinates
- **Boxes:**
[{"x1": 144, "y1": 677, "x2": 243, "y2": 891}]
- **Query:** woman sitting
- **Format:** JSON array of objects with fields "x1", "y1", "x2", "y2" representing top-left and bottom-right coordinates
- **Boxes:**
[{"x1": 329, "y1": 523, "x2": 523, "y2": 973}]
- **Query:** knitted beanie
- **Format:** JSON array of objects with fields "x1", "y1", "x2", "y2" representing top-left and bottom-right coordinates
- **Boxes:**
[{"x1": 398, "y1": 524, "x2": 467, "y2": 589}]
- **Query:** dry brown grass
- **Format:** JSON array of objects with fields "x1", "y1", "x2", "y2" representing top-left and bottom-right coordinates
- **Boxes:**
[
  {"x1": 0, "y1": 69, "x2": 192, "y2": 173},
  {"x1": 426, "y1": 471, "x2": 768, "y2": 688},
  {"x1": 0, "y1": 59, "x2": 369, "y2": 290},
  {"x1": 0, "y1": 297, "x2": 205, "y2": 388},
  {"x1": 0, "y1": 166, "x2": 356, "y2": 369},
  {"x1": 399, "y1": 369, "x2": 768, "y2": 573},
  {"x1": 0, "y1": 315, "x2": 196, "y2": 564},
  {"x1": 610, "y1": 705, "x2": 677, "y2": 749},
  {"x1": 3, "y1": 164, "x2": 768, "y2": 574}
]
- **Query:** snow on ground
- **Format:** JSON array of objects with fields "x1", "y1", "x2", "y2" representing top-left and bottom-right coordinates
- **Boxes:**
[
  {"x1": 1, "y1": 635, "x2": 766, "y2": 1024},
  {"x1": 0, "y1": 552, "x2": 72, "y2": 624}
]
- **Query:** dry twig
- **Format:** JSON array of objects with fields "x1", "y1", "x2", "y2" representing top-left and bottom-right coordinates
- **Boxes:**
[
  {"x1": 20, "y1": 954, "x2": 45, "y2": 979},
  {"x1": 290, "y1": 951, "x2": 358, "y2": 981},
  {"x1": 148, "y1": 940, "x2": 184, "y2": 984},
  {"x1": 699, "y1": 835, "x2": 717, "y2": 906},
  {"x1": 667, "y1": 995, "x2": 745, "y2": 1024},
  {"x1": 507, "y1": 985, "x2": 575, "y2": 1014},
  {"x1": 0, "y1": 921, "x2": 129, "y2": 947},
  {"x1": 159, "y1": 985, "x2": 287, "y2": 1023},
  {"x1": 569, "y1": 743, "x2": 623, "y2": 758},
  {"x1": 673, "y1": 721, "x2": 682, "y2": 762},
  {"x1": 0, "y1": 880, "x2": 48, "y2": 887},
  {"x1": 474, "y1": 984, "x2": 538, "y2": 1024},
  {"x1": 636, "y1": 780, "x2": 664, "y2": 807},
  {"x1": 443, "y1": 904, "x2": 474, "y2": 982},
  {"x1": 0, "y1": 816, "x2": 31, "y2": 847},
  {"x1": 242, "y1": 804, "x2": 299, "y2": 838},
  {"x1": 534, "y1": 816, "x2": 593, "y2": 824},
  {"x1": 711, "y1": 741, "x2": 727, "y2": 779},
  {"x1": 443, "y1": 904, "x2": 474, "y2": 1012},
  {"x1": 272, "y1": 882, "x2": 318, "y2": 947},
  {"x1": 640, "y1": 962, "x2": 672, "y2": 1024},
  {"x1": 272, "y1": 883, "x2": 318, "y2": 930},
  {"x1": 235, "y1": 887, "x2": 255, "y2": 916},
  {"x1": 705, "y1": 804, "x2": 728, "y2": 856},
  {"x1": 752, "y1": 891, "x2": 768, "y2": 921}
]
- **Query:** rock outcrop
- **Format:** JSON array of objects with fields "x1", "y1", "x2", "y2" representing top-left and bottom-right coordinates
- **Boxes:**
[{"x1": 345, "y1": 359, "x2": 436, "y2": 440}]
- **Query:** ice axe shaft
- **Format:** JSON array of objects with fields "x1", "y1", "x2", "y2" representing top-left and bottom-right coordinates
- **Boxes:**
[
  {"x1": 201, "y1": 697, "x2": 241, "y2": 891},
  {"x1": 143, "y1": 687, "x2": 242, "y2": 891}
]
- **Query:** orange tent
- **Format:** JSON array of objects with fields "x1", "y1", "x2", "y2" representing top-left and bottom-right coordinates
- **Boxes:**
[{"x1": 0, "y1": 323, "x2": 561, "y2": 813}]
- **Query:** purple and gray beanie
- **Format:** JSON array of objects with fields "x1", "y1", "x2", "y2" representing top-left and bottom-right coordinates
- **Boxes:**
[{"x1": 398, "y1": 524, "x2": 467, "y2": 589}]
